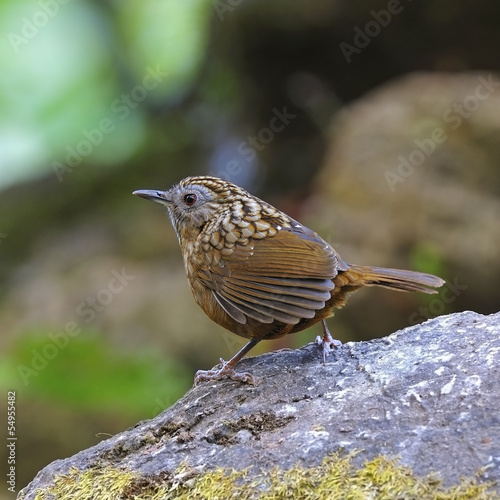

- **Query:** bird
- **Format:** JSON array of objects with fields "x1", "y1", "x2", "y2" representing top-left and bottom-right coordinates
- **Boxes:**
[{"x1": 133, "y1": 176, "x2": 445, "y2": 385}]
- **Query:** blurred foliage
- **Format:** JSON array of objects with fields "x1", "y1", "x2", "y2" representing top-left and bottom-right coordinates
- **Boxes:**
[
  {"x1": 0, "y1": 0, "x2": 212, "y2": 189},
  {"x1": 410, "y1": 242, "x2": 446, "y2": 283},
  {"x1": 2, "y1": 331, "x2": 190, "y2": 415}
]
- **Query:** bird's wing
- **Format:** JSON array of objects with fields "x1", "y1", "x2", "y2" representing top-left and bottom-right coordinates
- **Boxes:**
[{"x1": 199, "y1": 223, "x2": 347, "y2": 325}]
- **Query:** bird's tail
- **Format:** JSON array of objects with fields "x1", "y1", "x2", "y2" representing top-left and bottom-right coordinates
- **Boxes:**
[{"x1": 348, "y1": 265, "x2": 445, "y2": 294}]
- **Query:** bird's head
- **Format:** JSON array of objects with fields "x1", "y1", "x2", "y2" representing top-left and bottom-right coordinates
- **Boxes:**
[{"x1": 133, "y1": 176, "x2": 245, "y2": 236}]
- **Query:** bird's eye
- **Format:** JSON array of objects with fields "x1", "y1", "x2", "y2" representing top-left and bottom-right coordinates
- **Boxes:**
[{"x1": 184, "y1": 193, "x2": 197, "y2": 206}]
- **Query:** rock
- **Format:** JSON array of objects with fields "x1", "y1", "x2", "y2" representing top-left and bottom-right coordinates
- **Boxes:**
[
  {"x1": 19, "y1": 311, "x2": 500, "y2": 499},
  {"x1": 312, "y1": 72, "x2": 500, "y2": 319}
]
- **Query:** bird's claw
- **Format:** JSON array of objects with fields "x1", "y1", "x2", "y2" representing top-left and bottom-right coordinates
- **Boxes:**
[
  {"x1": 194, "y1": 359, "x2": 256, "y2": 385},
  {"x1": 315, "y1": 325, "x2": 342, "y2": 365}
]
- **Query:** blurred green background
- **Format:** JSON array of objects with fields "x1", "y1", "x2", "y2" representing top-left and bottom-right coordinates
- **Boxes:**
[{"x1": 1, "y1": 0, "x2": 500, "y2": 492}]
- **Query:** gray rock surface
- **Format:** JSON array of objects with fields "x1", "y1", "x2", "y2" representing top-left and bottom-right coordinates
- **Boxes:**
[{"x1": 19, "y1": 311, "x2": 500, "y2": 498}]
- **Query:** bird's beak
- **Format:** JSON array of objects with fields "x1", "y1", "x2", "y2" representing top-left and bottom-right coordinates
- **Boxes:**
[{"x1": 132, "y1": 189, "x2": 172, "y2": 206}]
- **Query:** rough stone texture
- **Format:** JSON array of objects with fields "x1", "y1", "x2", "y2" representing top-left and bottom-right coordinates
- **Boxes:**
[{"x1": 19, "y1": 311, "x2": 500, "y2": 498}]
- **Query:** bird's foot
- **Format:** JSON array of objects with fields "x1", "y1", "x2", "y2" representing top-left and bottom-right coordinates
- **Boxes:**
[
  {"x1": 194, "y1": 358, "x2": 256, "y2": 385},
  {"x1": 315, "y1": 321, "x2": 342, "y2": 365}
]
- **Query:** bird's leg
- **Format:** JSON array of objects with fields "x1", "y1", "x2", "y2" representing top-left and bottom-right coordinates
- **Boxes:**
[
  {"x1": 315, "y1": 320, "x2": 342, "y2": 365},
  {"x1": 194, "y1": 338, "x2": 260, "y2": 385}
]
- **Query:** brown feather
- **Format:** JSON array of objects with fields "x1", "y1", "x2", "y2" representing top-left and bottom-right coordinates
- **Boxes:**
[
  {"x1": 200, "y1": 225, "x2": 345, "y2": 328},
  {"x1": 346, "y1": 265, "x2": 446, "y2": 294}
]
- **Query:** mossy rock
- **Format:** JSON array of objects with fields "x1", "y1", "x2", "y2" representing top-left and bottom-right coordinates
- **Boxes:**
[{"x1": 27, "y1": 454, "x2": 497, "y2": 500}]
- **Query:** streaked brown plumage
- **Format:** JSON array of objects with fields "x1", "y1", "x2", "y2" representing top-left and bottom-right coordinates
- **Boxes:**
[{"x1": 133, "y1": 176, "x2": 445, "y2": 384}]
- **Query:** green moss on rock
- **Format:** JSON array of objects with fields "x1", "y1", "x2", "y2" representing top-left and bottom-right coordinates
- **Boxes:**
[{"x1": 28, "y1": 453, "x2": 497, "y2": 500}]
